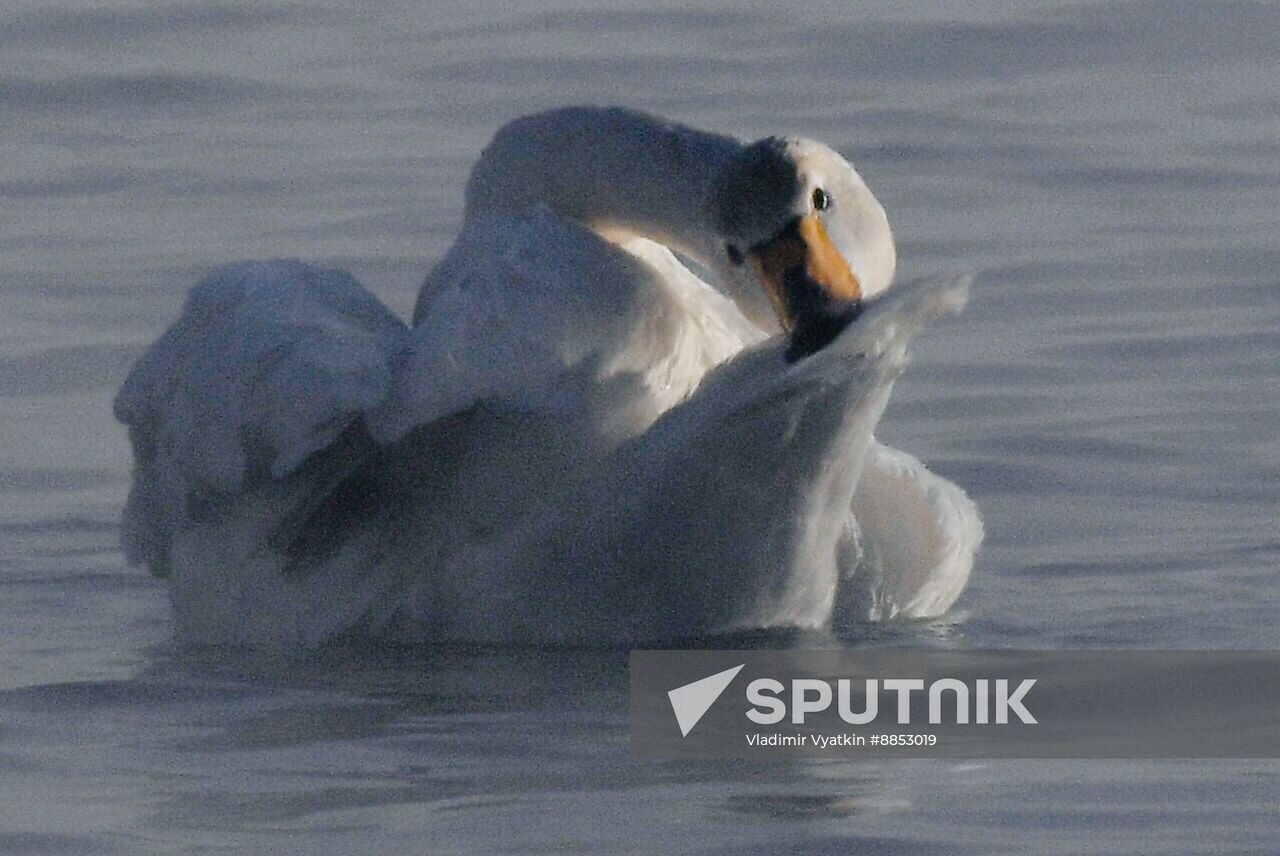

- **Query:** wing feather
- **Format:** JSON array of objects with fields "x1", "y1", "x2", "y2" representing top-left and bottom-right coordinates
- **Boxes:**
[{"x1": 114, "y1": 260, "x2": 406, "y2": 575}]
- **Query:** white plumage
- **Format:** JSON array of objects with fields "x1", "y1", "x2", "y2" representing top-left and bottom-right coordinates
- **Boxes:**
[{"x1": 115, "y1": 107, "x2": 982, "y2": 647}]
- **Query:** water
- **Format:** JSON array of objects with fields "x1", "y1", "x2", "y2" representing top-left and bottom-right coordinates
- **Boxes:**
[{"x1": 2, "y1": 0, "x2": 1279, "y2": 851}]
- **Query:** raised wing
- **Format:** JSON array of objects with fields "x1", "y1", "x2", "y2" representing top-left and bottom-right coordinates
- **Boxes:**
[
  {"x1": 458, "y1": 274, "x2": 974, "y2": 643},
  {"x1": 114, "y1": 260, "x2": 407, "y2": 576}
]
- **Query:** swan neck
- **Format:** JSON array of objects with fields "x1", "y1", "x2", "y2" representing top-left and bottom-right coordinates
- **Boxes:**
[{"x1": 464, "y1": 108, "x2": 743, "y2": 262}]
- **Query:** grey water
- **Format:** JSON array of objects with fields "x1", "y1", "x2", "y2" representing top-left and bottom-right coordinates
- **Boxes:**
[{"x1": 2, "y1": 0, "x2": 1278, "y2": 852}]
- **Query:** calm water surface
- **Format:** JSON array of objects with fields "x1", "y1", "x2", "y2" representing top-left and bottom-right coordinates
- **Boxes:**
[{"x1": 2, "y1": 1, "x2": 1278, "y2": 852}]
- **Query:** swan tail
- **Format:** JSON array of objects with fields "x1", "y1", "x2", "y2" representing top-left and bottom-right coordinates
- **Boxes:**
[{"x1": 841, "y1": 440, "x2": 984, "y2": 620}]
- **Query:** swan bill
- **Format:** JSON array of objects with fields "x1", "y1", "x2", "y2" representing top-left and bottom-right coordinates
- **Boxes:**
[{"x1": 748, "y1": 213, "x2": 863, "y2": 360}]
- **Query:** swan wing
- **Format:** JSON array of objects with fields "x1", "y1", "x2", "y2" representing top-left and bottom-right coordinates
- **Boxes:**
[
  {"x1": 840, "y1": 440, "x2": 984, "y2": 621},
  {"x1": 113, "y1": 260, "x2": 407, "y2": 576},
  {"x1": 470, "y1": 274, "x2": 972, "y2": 643}
]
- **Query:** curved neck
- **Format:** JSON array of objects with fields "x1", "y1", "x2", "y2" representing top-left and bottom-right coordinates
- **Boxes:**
[{"x1": 464, "y1": 107, "x2": 744, "y2": 264}]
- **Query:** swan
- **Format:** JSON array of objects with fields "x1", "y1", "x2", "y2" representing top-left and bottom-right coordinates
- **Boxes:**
[{"x1": 114, "y1": 107, "x2": 982, "y2": 647}]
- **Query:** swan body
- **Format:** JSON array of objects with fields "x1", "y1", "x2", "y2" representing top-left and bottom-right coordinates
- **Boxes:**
[{"x1": 115, "y1": 107, "x2": 981, "y2": 647}]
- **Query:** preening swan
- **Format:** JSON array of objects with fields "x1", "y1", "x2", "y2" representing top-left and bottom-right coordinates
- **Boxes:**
[{"x1": 115, "y1": 107, "x2": 981, "y2": 647}]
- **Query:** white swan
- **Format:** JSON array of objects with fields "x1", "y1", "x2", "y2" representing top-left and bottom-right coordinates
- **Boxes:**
[{"x1": 114, "y1": 107, "x2": 981, "y2": 647}]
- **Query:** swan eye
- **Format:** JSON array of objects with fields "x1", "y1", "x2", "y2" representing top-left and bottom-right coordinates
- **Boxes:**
[
  {"x1": 725, "y1": 243, "x2": 745, "y2": 266},
  {"x1": 812, "y1": 187, "x2": 831, "y2": 211}
]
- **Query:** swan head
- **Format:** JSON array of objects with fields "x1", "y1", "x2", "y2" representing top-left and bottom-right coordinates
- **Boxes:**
[{"x1": 707, "y1": 137, "x2": 896, "y2": 360}]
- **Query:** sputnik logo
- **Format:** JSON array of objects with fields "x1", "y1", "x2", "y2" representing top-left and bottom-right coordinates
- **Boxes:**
[{"x1": 667, "y1": 664, "x2": 745, "y2": 737}]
